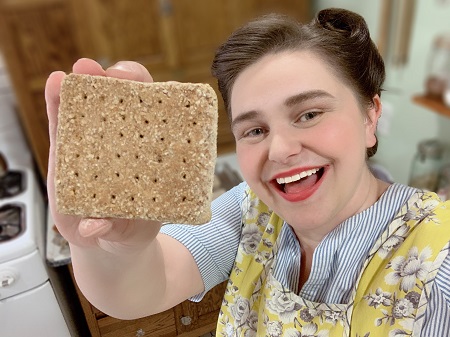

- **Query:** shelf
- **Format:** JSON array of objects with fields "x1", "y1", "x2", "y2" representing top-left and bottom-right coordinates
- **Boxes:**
[{"x1": 413, "y1": 95, "x2": 450, "y2": 118}]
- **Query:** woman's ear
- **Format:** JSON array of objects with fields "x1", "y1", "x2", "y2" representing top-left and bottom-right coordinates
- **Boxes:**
[{"x1": 365, "y1": 94, "x2": 382, "y2": 148}]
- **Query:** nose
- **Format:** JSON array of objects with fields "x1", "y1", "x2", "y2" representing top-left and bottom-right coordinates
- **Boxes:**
[{"x1": 267, "y1": 128, "x2": 302, "y2": 164}]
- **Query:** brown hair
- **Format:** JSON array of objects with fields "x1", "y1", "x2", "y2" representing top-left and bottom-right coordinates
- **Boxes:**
[{"x1": 211, "y1": 8, "x2": 385, "y2": 158}]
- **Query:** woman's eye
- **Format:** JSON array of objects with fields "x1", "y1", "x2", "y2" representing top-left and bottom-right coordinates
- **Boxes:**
[
  {"x1": 299, "y1": 111, "x2": 321, "y2": 122},
  {"x1": 243, "y1": 128, "x2": 265, "y2": 138}
]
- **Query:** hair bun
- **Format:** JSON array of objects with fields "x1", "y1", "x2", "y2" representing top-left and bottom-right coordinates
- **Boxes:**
[{"x1": 315, "y1": 8, "x2": 369, "y2": 40}]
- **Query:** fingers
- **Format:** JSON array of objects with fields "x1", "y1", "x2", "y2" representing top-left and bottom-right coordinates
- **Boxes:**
[
  {"x1": 106, "y1": 61, "x2": 153, "y2": 83},
  {"x1": 79, "y1": 218, "x2": 114, "y2": 238},
  {"x1": 72, "y1": 58, "x2": 106, "y2": 76},
  {"x1": 79, "y1": 217, "x2": 162, "y2": 255},
  {"x1": 45, "y1": 71, "x2": 65, "y2": 196},
  {"x1": 45, "y1": 71, "x2": 65, "y2": 143},
  {"x1": 73, "y1": 58, "x2": 153, "y2": 82},
  {"x1": 79, "y1": 217, "x2": 160, "y2": 241}
]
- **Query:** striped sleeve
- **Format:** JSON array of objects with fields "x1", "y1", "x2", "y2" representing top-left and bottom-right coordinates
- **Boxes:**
[
  {"x1": 159, "y1": 182, "x2": 246, "y2": 301},
  {"x1": 420, "y1": 251, "x2": 450, "y2": 336}
]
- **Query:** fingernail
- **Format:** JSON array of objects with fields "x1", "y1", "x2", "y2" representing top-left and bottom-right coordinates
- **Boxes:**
[
  {"x1": 109, "y1": 61, "x2": 134, "y2": 72},
  {"x1": 79, "y1": 218, "x2": 112, "y2": 237}
]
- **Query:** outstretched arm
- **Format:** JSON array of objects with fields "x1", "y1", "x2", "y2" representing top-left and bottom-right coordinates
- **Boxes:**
[{"x1": 45, "y1": 58, "x2": 204, "y2": 319}]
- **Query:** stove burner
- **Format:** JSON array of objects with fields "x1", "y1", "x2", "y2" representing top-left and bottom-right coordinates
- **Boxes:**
[
  {"x1": 0, "y1": 171, "x2": 25, "y2": 199},
  {"x1": 0, "y1": 204, "x2": 24, "y2": 242}
]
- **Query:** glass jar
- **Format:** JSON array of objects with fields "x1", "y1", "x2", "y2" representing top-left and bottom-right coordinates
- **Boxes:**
[
  {"x1": 437, "y1": 163, "x2": 450, "y2": 200},
  {"x1": 425, "y1": 33, "x2": 450, "y2": 100},
  {"x1": 408, "y1": 139, "x2": 444, "y2": 191}
]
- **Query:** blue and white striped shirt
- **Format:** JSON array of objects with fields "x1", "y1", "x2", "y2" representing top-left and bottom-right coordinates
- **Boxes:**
[{"x1": 160, "y1": 182, "x2": 450, "y2": 335}]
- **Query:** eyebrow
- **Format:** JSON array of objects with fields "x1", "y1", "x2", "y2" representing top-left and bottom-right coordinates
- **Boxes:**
[
  {"x1": 284, "y1": 90, "x2": 335, "y2": 107},
  {"x1": 230, "y1": 90, "x2": 335, "y2": 132},
  {"x1": 230, "y1": 110, "x2": 259, "y2": 133}
]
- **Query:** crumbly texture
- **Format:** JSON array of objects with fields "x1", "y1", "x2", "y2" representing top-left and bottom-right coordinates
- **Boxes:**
[{"x1": 55, "y1": 73, "x2": 218, "y2": 224}]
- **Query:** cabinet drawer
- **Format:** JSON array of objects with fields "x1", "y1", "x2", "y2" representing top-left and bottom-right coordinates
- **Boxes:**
[
  {"x1": 174, "y1": 281, "x2": 226, "y2": 335},
  {"x1": 97, "y1": 309, "x2": 177, "y2": 337}
]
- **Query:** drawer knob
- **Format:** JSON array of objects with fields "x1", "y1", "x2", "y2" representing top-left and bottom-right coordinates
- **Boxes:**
[
  {"x1": 0, "y1": 270, "x2": 17, "y2": 287},
  {"x1": 180, "y1": 315, "x2": 192, "y2": 326}
]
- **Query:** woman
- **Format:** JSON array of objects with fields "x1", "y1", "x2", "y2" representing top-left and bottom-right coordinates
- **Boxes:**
[{"x1": 45, "y1": 8, "x2": 450, "y2": 336}]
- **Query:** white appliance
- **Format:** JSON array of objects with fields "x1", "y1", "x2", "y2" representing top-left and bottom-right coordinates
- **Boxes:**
[
  {"x1": 0, "y1": 53, "x2": 72, "y2": 336},
  {"x1": 0, "y1": 164, "x2": 71, "y2": 337}
]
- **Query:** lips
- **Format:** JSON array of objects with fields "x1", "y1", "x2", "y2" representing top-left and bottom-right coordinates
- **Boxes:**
[{"x1": 271, "y1": 166, "x2": 325, "y2": 202}]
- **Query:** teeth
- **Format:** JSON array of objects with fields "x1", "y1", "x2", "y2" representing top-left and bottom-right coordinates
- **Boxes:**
[{"x1": 276, "y1": 168, "x2": 320, "y2": 184}]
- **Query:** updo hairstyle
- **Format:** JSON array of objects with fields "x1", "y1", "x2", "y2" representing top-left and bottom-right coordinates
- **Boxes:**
[{"x1": 211, "y1": 8, "x2": 385, "y2": 158}]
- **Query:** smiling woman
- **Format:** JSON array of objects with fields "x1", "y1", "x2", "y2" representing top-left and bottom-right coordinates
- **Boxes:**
[
  {"x1": 227, "y1": 49, "x2": 383, "y2": 233},
  {"x1": 45, "y1": 6, "x2": 450, "y2": 337}
]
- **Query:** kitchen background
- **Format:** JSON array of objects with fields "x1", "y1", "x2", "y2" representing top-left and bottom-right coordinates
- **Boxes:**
[
  {"x1": 315, "y1": 0, "x2": 450, "y2": 192},
  {"x1": 1, "y1": 0, "x2": 450, "y2": 336}
]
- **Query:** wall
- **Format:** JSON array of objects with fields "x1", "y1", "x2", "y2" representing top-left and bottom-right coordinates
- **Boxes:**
[{"x1": 313, "y1": 1, "x2": 450, "y2": 184}]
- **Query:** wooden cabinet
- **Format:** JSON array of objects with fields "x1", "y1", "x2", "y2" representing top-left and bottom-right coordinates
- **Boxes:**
[
  {"x1": 96, "y1": 310, "x2": 177, "y2": 337},
  {"x1": 71, "y1": 262, "x2": 228, "y2": 337},
  {"x1": 0, "y1": 0, "x2": 310, "y2": 181},
  {"x1": 0, "y1": 0, "x2": 82, "y2": 179}
]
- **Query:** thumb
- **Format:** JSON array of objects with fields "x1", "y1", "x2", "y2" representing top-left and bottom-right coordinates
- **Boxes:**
[{"x1": 79, "y1": 218, "x2": 113, "y2": 238}]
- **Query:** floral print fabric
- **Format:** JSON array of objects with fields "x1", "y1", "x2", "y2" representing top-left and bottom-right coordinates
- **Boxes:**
[{"x1": 216, "y1": 188, "x2": 450, "y2": 337}]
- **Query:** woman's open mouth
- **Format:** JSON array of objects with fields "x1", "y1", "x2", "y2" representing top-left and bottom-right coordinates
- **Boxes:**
[{"x1": 272, "y1": 167, "x2": 325, "y2": 201}]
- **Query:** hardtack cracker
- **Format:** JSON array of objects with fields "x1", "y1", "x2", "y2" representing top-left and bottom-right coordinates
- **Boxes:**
[{"x1": 55, "y1": 74, "x2": 218, "y2": 224}]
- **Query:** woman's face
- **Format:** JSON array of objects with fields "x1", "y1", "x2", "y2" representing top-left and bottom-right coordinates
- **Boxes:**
[{"x1": 230, "y1": 50, "x2": 382, "y2": 236}]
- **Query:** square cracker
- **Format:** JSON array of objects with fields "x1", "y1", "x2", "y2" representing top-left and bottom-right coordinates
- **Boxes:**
[{"x1": 55, "y1": 73, "x2": 218, "y2": 224}]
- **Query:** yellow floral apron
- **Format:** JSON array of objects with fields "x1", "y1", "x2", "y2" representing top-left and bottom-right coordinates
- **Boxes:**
[{"x1": 216, "y1": 189, "x2": 450, "y2": 337}]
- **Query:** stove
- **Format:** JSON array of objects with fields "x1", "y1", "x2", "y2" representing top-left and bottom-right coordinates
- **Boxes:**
[
  {"x1": 0, "y1": 203, "x2": 25, "y2": 242},
  {"x1": 0, "y1": 170, "x2": 25, "y2": 199},
  {"x1": 0, "y1": 152, "x2": 73, "y2": 337},
  {"x1": 0, "y1": 73, "x2": 72, "y2": 334},
  {"x1": 0, "y1": 159, "x2": 27, "y2": 244},
  {"x1": 0, "y1": 162, "x2": 40, "y2": 264},
  {"x1": 0, "y1": 57, "x2": 97, "y2": 335}
]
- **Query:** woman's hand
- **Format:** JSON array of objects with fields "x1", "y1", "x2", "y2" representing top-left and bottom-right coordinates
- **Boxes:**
[{"x1": 45, "y1": 58, "x2": 161, "y2": 255}]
